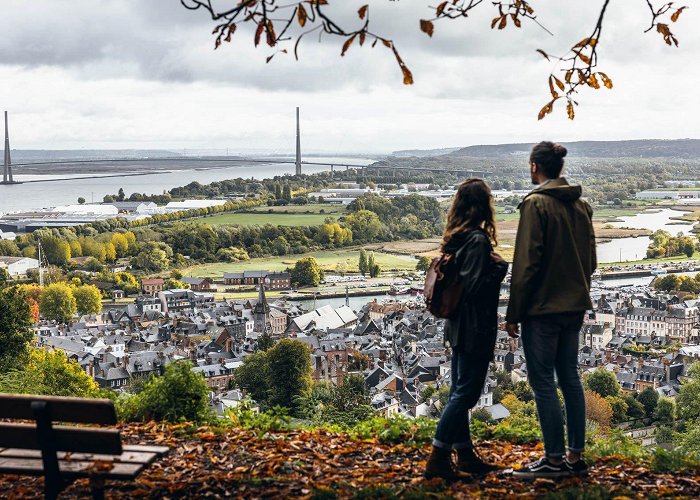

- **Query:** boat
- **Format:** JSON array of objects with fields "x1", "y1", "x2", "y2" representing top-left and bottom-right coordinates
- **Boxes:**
[{"x1": 389, "y1": 285, "x2": 410, "y2": 296}]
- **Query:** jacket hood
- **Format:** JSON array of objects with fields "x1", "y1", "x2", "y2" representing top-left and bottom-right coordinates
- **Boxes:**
[{"x1": 525, "y1": 177, "x2": 582, "y2": 204}]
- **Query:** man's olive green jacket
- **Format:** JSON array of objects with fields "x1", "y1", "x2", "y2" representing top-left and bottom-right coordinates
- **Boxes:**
[{"x1": 505, "y1": 177, "x2": 597, "y2": 324}]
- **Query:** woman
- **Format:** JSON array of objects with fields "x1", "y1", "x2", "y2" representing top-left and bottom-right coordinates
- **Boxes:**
[{"x1": 424, "y1": 178, "x2": 508, "y2": 482}]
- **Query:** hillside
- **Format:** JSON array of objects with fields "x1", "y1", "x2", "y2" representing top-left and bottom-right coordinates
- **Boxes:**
[
  {"x1": 2, "y1": 423, "x2": 696, "y2": 499},
  {"x1": 448, "y1": 139, "x2": 700, "y2": 159}
]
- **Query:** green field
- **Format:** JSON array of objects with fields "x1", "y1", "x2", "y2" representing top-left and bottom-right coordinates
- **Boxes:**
[
  {"x1": 249, "y1": 204, "x2": 346, "y2": 215},
  {"x1": 204, "y1": 212, "x2": 337, "y2": 227},
  {"x1": 185, "y1": 249, "x2": 418, "y2": 277}
]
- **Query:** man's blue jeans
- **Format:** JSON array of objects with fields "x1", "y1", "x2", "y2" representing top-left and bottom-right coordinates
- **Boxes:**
[
  {"x1": 522, "y1": 312, "x2": 586, "y2": 459},
  {"x1": 432, "y1": 343, "x2": 492, "y2": 450}
]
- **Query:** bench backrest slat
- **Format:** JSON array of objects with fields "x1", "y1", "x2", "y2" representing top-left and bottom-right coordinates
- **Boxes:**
[
  {"x1": 0, "y1": 394, "x2": 117, "y2": 424},
  {"x1": 0, "y1": 423, "x2": 123, "y2": 455}
]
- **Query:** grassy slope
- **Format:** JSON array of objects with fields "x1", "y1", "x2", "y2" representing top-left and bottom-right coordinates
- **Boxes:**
[{"x1": 185, "y1": 248, "x2": 418, "y2": 277}]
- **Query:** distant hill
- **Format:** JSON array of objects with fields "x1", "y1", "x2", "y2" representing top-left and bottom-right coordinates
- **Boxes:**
[
  {"x1": 391, "y1": 147, "x2": 461, "y2": 157},
  {"x1": 447, "y1": 139, "x2": 700, "y2": 158},
  {"x1": 10, "y1": 150, "x2": 182, "y2": 162}
]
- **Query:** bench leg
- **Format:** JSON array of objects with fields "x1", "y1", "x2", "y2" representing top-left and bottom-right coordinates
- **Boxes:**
[{"x1": 89, "y1": 477, "x2": 105, "y2": 500}]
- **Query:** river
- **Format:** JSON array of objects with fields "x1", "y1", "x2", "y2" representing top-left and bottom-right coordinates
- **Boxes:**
[
  {"x1": 0, "y1": 157, "x2": 374, "y2": 213},
  {"x1": 596, "y1": 208, "x2": 697, "y2": 263}
]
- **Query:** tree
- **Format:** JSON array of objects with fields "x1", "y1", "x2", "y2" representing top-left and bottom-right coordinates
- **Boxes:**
[
  {"x1": 358, "y1": 248, "x2": 369, "y2": 276},
  {"x1": 0, "y1": 268, "x2": 8, "y2": 288},
  {"x1": 39, "y1": 235, "x2": 71, "y2": 266},
  {"x1": 164, "y1": 278, "x2": 188, "y2": 290},
  {"x1": 584, "y1": 369, "x2": 620, "y2": 398},
  {"x1": 257, "y1": 332, "x2": 275, "y2": 352},
  {"x1": 654, "y1": 397, "x2": 675, "y2": 425},
  {"x1": 512, "y1": 381, "x2": 534, "y2": 402},
  {"x1": 677, "y1": 366, "x2": 700, "y2": 422},
  {"x1": 111, "y1": 233, "x2": 129, "y2": 258},
  {"x1": 624, "y1": 393, "x2": 646, "y2": 420},
  {"x1": 346, "y1": 210, "x2": 382, "y2": 243},
  {"x1": 114, "y1": 271, "x2": 140, "y2": 295},
  {"x1": 282, "y1": 183, "x2": 292, "y2": 201},
  {"x1": 184, "y1": 0, "x2": 689, "y2": 120},
  {"x1": 39, "y1": 283, "x2": 77, "y2": 323},
  {"x1": 313, "y1": 373, "x2": 374, "y2": 427},
  {"x1": 266, "y1": 339, "x2": 313, "y2": 412},
  {"x1": 416, "y1": 256, "x2": 432, "y2": 272},
  {"x1": 73, "y1": 284, "x2": 103, "y2": 316},
  {"x1": 117, "y1": 187, "x2": 126, "y2": 201},
  {"x1": 471, "y1": 407, "x2": 494, "y2": 424},
  {"x1": 0, "y1": 286, "x2": 35, "y2": 372},
  {"x1": 119, "y1": 361, "x2": 211, "y2": 423},
  {"x1": 77, "y1": 197, "x2": 86, "y2": 204},
  {"x1": 290, "y1": 256, "x2": 322, "y2": 287},
  {"x1": 637, "y1": 387, "x2": 659, "y2": 418},
  {"x1": 0, "y1": 348, "x2": 99, "y2": 397},
  {"x1": 585, "y1": 389, "x2": 613, "y2": 428},
  {"x1": 368, "y1": 252, "x2": 381, "y2": 278},
  {"x1": 605, "y1": 395, "x2": 629, "y2": 424},
  {"x1": 135, "y1": 243, "x2": 171, "y2": 272},
  {"x1": 0, "y1": 239, "x2": 21, "y2": 256},
  {"x1": 235, "y1": 351, "x2": 271, "y2": 405}
]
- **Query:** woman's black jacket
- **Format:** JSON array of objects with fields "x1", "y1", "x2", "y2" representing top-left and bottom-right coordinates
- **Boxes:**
[{"x1": 442, "y1": 229, "x2": 508, "y2": 352}]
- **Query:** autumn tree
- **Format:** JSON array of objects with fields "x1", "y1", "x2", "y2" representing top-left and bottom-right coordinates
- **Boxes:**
[
  {"x1": 0, "y1": 348, "x2": 99, "y2": 397},
  {"x1": 39, "y1": 282, "x2": 77, "y2": 324},
  {"x1": 73, "y1": 284, "x2": 103, "y2": 316},
  {"x1": 585, "y1": 389, "x2": 613, "y2": 428},
  {"x1": 290, "y1": 256, "x2": 322, "y2": 287},
  {"x1": 416, "y1": 255, "x2": 432, "y2": 272},
  {"x1": 182, "y1": 0, "x2": 688, "y2": 119}
]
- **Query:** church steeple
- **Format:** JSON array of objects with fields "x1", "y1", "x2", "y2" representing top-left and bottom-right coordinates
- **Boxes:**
[{"x1": 253, "y1": 281, "x2": 271, "y2": 333}]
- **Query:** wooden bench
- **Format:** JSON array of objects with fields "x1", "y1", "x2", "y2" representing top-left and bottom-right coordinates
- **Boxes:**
[{"x1": 0, "y1": 393, "x2": 168, "y2": 499}]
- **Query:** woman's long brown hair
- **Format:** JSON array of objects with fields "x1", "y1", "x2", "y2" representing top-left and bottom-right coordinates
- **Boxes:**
[{"x1": 441, "y1": 178, "x2": 497, "y2": 251}]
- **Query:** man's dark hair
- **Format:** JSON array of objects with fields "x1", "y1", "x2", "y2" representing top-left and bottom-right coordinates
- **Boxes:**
[{"x1": 530, "y1": 141, "x2": 567, "y2": 179}]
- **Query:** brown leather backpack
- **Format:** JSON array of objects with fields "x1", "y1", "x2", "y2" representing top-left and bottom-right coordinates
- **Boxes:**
[{"x1": 424, "y1": 252, "x2": 463, "y2": 319}]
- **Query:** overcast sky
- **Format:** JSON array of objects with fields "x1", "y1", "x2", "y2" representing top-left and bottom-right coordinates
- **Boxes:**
[{"x1": 0, "y1": 0, "x2": 697, "y2": 154}]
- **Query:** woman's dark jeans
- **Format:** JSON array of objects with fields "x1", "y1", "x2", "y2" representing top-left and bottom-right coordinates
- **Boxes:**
[
  {"x1": 432, "y1": 343, "x2": 491, "y2": 450},
  {"x1": 522, "y1": 312, "x2": 586, "y2": 459}
]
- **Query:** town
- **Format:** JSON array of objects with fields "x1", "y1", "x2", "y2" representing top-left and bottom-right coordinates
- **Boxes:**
[{"x1": 13, "y1": 255, "x2": 699, "y2": 448}]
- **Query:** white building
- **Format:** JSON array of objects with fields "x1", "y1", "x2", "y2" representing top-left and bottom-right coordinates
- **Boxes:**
[
  {"x1": 0, "y1": 229, "x2": 16, "y2": 241},
  {"x1": 0, "y1": 256, "x2": 40, "y2": 276},
  {"x1": 52, "y1": 204, "x2": 119, "y2": 216},
  {"x1": 635, "y1": 189, "x2": 700, "y2": 200}
]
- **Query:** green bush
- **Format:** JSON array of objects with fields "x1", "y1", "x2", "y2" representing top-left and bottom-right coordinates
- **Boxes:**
[
  {"x1": 117, "y1": 361, "x2": 211, "y2": 423},
  {"x1": 225, "y1": 402, "x2": 294, "y2": 434},
  {"x1": 651, "y1": 447, "x2": 700, "y2": 473},
  {"x1": 350, "y1": 415, "x2": 436, "y2": 445},
  {"x1": 587, "y1": 429, "x2": 649, "y2": 463}
]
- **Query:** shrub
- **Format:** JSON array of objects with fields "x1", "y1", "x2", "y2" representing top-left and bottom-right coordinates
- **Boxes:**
[
  {"x1": 118, "y1": 361, "x2": 211, "y2": 423},
  {"x1": 350, "y1": 415, "x2": 437, "y2": 445},
  {"x1": 587, "y1": 429, "x2": 648, "y2": 463}
]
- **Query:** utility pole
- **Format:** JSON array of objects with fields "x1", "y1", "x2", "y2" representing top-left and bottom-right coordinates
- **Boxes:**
[
  {"x1": 38, "y1": 240, "x2": 44, "y2": 287},
  {"x1": 295, "y1": 107, "x2": 302, "y2": 176},
  {"x1": 3, "y1": 111, "x2": 12, "y2": 184}
]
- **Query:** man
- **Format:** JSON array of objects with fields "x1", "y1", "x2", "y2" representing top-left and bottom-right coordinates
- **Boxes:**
[{"x1": 505, "y1": 141, "x2": 597, "y2": 479}]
